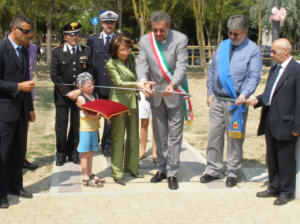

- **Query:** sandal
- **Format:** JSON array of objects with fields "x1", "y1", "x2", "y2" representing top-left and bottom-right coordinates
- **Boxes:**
[
  {"x1": 152, "y1": 157, "x2": 157, "y2": 163},
  {"x1": 139, "y1": 154, "x2": 146, "y2": 160},
  {"x1": 89, "y1": 174, "x2": 105, "y2": 183},
  {"x1": 82, "y1": 178, "x2": 103, "y2": 188}
]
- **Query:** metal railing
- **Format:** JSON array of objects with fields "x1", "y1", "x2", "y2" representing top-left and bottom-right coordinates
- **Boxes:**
[
  {"x1": 132, "y1": 45, "x2": 217, "y2": 68},
  {"x1": 40, "y1": 43, "x2": 218, "y2": 67}
]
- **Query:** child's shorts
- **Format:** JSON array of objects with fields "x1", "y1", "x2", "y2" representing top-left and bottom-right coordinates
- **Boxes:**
[{"x1": 78, "y1": 131, "x2": 99, "y2": 153}]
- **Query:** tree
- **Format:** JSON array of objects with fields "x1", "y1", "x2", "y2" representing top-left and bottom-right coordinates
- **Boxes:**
[
  {"x1": 46, "y1": 0, "x2": 54, "y2": 64},
  {"x1": 257, "y1": 0, "x2": 262, "y2": 47},
  {"x1": 250, "y1": 0, "x2": 300, "y2": 48},
  {"x1": 193, "y1": 0, "x2": 207, "y2": 70},
  {"x1": 131, "y1": 0, "x2": 150, "y2": 36}
]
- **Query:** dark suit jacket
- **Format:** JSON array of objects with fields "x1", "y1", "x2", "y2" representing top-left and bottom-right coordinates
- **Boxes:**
[
  {"x1": 50, "y1": 43, "x2": 92, "y2": 106},
  {"x1": 0, "y1": 38, "x2": 33, "y2": 122},
  {"x1": 87, "y1": 32, "x2": 115, "y2": 97},
  {"x1": 256, "y1": 58, "x2": 300, "y2": 140}
]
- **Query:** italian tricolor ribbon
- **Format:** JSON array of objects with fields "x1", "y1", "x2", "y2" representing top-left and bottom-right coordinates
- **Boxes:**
[{"x1": 149, "y1": 32, "x2": 193, "y2": 121}]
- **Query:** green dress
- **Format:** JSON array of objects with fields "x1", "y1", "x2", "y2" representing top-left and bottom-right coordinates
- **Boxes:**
[{"x1": 105, "y1": 54, "x2": 139, "y2": 180}]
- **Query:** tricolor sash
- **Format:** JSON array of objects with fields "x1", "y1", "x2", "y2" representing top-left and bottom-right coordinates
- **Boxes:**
[
  {"x1": 149, "y1": 32, "x2": 193, "y2": 121},
  {"x1": 218, "y1": 39, "x2": 245, "y2": 139}
]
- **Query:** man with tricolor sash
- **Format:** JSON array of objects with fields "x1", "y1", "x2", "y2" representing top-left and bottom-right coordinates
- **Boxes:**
[
  {"x1": 136, "y1": 11, "x2": 191, "y2": 190},
  {"x1": 200, "y1": 15, "x2": 262, "y2": 187}
]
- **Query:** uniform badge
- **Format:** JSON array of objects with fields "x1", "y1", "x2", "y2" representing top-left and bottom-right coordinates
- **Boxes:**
[
  {"x1": 70, "y1": 22, "x2": 78, "y2": 30},
  {"x1": 233, "y1": 121, "x2": 238, "y2": 130}
]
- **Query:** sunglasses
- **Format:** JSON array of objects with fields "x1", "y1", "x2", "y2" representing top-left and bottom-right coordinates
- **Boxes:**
[
  {"x1": 153, "y1": 28, "x2": 167, "y2": 33},
  {"x1": 271, "y1": 50, "x2": 279, "y2": 54},
  {"x1": 17, "y1": 27, "x2": 31, "y2": 34},
  {"x1": 228, "y1": 31, "x2": 242, "y2": 38},
  {"x1": 103, "y1": 21, "x2": 115, "y2": 24}
]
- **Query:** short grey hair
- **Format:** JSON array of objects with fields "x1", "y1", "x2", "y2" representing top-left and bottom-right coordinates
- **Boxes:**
[
  {"x1": 9, "y1": 15, "x2": 34, "y2": 32},
  {"x1": 227, "y1": 15, "x2": 248, "y2": 31},
  {"x1": 150, "y1": 11, "x2": 171, "y2": 25}
]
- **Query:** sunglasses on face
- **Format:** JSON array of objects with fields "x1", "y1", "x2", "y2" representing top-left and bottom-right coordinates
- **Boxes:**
[
  {"x1": 153, "y1": 28, "x2": 167, "y2": 33},
  {"x1": 103, "y1": 21, "x2": 115, "y2": 25},
  {"x1": 271, "y1": 50, "x2": 279, "y2": 54},
  {"x1": 17, "y1": 27, "x2": 31, "y2": 34},
  {"x1": 228, "y1": 31, "x2": 242, "y2": 38}
]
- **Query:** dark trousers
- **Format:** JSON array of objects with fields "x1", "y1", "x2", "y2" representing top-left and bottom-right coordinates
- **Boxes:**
[
  {"x1": 265, "y1": 116, "x2": 296, "y2": 197},
  {"x1": 55, "y1": 101, "x2": 79, "y2": 159},
  {"x1": 0, "y1": 115, "x2": 28, "y2": 197},
  {"x1": 99, "y1": 94, "x2": 111, "y2": 150}
]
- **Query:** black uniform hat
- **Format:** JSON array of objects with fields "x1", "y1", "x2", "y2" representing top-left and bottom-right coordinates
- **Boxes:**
[{"x1": 63, "y1": 22, "x2": 82, "y2": 36}]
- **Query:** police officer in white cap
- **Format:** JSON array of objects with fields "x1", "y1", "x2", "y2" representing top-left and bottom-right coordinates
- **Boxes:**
[{"x1": 87, "y1": 10, "x2": 118, "y2": 157}]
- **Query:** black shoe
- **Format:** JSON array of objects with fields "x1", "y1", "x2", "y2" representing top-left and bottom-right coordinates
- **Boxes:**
[
  {"x1": 114, "y1": 179, "x2": 126, "y2": 186},
  {"x1": 71, "y1": 154, "x2": 80, "y2": 164},
  {"x1": 226, "y1": 177, "x2": 237, "y2": 187},
  {"x1": 150, "y1": 171, "x2": 167, "y2": 183},
  {"x1": 0, "y1": 197, "x2": 9, "y2": 209},
  {"x1": 56, "y1": 156, "x2": 66, "y2": 166},
  {"x1": 200, "y1": 174, "x2": 219, "y2": 183},
  {"x1": 102, "y1": 147, "x2": 110, "y2": 157},
  {"x1": 168, "y1": 176, "x2": 179, "y2": 190},
  {"x1": 18, "y1": 189, "x2": 33, "y2": 198},
  {"x1": 274, "y1": 195, "x2": 291, "y2": 206},
  {"x1": 23, "y1": 159, "x2": 38, "y2": 170},
  {"x1": 256, "y1": 189, "x2": 278, "y2": 198}
]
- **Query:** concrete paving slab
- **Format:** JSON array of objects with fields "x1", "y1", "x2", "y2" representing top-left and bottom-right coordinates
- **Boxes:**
[{"x1": 50, "y1": 159, "x2": 81, "y2": 193}]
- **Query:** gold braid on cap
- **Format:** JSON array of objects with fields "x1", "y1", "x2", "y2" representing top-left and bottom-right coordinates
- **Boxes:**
[{"x1": 70, "y1": 22, "x2": 78, "y2": 30}]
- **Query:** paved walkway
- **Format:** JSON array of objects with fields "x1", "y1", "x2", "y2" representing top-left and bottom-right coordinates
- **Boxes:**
[{"x1": 1, "y1": 140, "x2": 300, "y2": 224}]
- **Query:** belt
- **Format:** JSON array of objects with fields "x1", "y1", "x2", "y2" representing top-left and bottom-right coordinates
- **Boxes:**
[{"x1": 215, "y1": 95, "x2": 235, "y2": 102}]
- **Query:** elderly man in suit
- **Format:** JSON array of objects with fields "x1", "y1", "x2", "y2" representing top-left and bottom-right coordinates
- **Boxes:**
[
  {"x1": 247, "y1": 38, "x2": 300, "y2": 206},
  {"x1": 87, "y1": 10, "x2": 118, "y2": 157},
  {"x1": 136, "y1": 11, "x2": 189, "y2": 190},
  {"x1": 0, "y1": 15, "x2": 35, "y2": 209}
]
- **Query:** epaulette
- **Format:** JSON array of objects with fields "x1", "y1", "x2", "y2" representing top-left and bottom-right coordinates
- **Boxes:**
[
  {"x1": 53, "y1": 44, "x2": 63, "y2": 49},
  {"x1": 89, "y1": 33, "x2": 98, "y2": 37},
  {"x1": 80, "y1": 44, "x2": 90, "y2": 48},
  {"x1": 88, "y1": 33, "x2": 99, "y2": 40}
]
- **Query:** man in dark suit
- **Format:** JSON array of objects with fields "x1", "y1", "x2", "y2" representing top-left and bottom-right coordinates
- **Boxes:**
[
  {"x1": 247, "y1": 38, "x2": 300, "y2": 206},
  {"x1": 0, "y1": 15, "x2": 35, "y2": 209},
  {"x1": 87, "y1": 10, "x2": 118, "y2": 157},
  {"x1": 51, "y1": 22, "x2": 92, "y2": 166}
]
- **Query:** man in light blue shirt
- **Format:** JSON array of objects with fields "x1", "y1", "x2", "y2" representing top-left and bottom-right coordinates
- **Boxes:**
[{"x1": 201, "y1": 15, "x2": 262, "y2": 187}]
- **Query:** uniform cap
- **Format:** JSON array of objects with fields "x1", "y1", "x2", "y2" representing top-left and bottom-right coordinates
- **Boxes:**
[
  {"x1": 63, "y1": 22, "x2": 82, "y2": 35},
  {"x1": 99, "y1": 10, "x2": 118, "y2": 22}
]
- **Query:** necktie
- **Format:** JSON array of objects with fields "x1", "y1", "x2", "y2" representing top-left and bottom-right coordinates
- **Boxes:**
[
  {"x1": 105, "y1": 36, "x2": 111, "y2": 51},
  {"x1": 72, "y1": 47, "x2": 76, "y2": 61},
  {"x1": 262, "y1": 64, "x2": 282, "y2": 105},
  {"x1": 17, "y1": 46, "x2": 26, "y2": 73}
]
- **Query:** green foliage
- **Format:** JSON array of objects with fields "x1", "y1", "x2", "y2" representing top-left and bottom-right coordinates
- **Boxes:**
[
  {"x1": 0, "y1": 0, "x2": 299, "y2": 47},
  {"x1": 249, "y1": 0, "x2": 300, "y2": 47}
]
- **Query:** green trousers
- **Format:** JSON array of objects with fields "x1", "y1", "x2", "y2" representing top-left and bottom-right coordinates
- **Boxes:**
[{"x1": 111, "y1": 109, "x2": 139, "y2": 180}]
